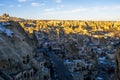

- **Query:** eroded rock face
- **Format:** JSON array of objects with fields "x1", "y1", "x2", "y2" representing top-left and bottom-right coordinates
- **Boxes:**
[
  {"x1": 0, "y1": 21, "x2": 50, "y2": 80},
  {"x1": 0, "y1": 21, "x2": 35, "y2": 72},
  {"x1": 115, "y1": 48, "x2": 120, "y2": 80}
]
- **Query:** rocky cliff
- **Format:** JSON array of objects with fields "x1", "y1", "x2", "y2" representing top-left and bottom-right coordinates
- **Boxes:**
[
  {"x1": 115, "y1": 47, "x2": 120, "y2": 80},
  {"x1": 0, "y1": 21, "x2": 35, "y2": 79}
]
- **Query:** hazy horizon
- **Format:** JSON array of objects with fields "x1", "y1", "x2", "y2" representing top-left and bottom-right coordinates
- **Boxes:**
[{"x1": 0, "y1": 0, "x2": 120, "y2": 21}]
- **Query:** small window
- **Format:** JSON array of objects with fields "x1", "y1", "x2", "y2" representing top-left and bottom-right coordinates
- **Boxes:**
[
  {"x1": 16, "y1": 66, "x2": 18, "y2": 70},
  {"x1": 24, "y1": 73, "x2": 26, "y2": 78},
  {"x1": 31, "y1": 72, "x2": 33, "y2": 77},
  {"x1": 41, "y1": 63, "x2": 43, "y2": 66},
  {"x1": 3, "y1": 65, "x2": 5, "y2": 68},
  {"x1": 23, "y1": 61, "x2": 26, "y2": 64},
  {"x1": 44, "y1": 75, "x2": 48, "y2": 80},
  {"x1": 27, "y1": 73, "x2": 29, "y2": 78}
]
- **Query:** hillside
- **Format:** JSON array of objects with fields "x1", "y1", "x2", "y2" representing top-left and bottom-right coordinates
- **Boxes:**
[
  {"x1": 19, "y1": 18, "x2": 120, "y2": 80},
  {"x1": 0, "y1": 20, "x2": 36, "y2": 79},
  {"x1": 0, "y1": 14, "x2": 120, "y2": 80}
]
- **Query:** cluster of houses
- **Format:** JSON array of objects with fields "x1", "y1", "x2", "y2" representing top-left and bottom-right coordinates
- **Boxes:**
[
  {"x1": 64, "y1": 59, "x2": 97, "y2": 80},
  {"x1": 63, "y1": 40, "x2": 116, "y2": 80},
  {"x1": 34, "y1": 30, "x2": 119, "y2": 80},
  {"x1": 0, "y1": 53, "x2": 51, "y2": 80},
  {"x1": 64, "y1": 59, "x2": 94, "y2": 72}
]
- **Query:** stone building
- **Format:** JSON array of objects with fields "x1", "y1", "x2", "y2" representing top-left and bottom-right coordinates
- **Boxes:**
[
  {"x1": 10, "y1": 68, "x2": 34, "y2": 80},
  {"x1": 0, "y1": 59, "x2": 10, "y2": 70}
]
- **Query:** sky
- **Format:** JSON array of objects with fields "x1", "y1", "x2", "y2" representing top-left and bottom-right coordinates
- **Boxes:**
[{"x1": 0, "y1": 0, "x2": 120, "y2": 20}]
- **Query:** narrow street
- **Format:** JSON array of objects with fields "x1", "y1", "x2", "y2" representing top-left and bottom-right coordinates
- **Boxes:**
[
  {"x1": 38, "y1": 48, "x2": 73, "y2": 80},
  {"x1": 48, "y1": 51, "x2": 73, "y2": 80}
]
